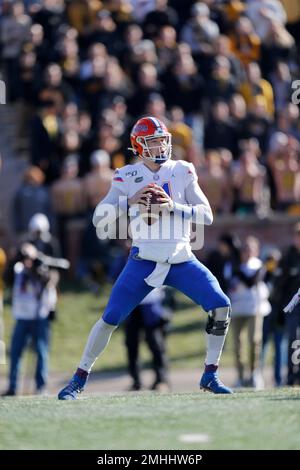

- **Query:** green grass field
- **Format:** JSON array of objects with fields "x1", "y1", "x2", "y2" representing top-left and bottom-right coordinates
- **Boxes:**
[
  {"x1": 1, "y1": 283, "x2": 295, "y2": 451},
  {"x1": 0, "y1": 389, "x2": 300, "y2": 450}
]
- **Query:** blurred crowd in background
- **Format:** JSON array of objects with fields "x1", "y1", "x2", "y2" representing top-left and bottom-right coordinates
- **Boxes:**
[
  {"x1": 0, "y1": 0, "x2": 300, "y2": 392},
  {"x1": 0, "y1": 0, "x2": 299, "y2": 275},
  {"x1": 1, "y1": 1, "x2": 300, "y2": 227}
]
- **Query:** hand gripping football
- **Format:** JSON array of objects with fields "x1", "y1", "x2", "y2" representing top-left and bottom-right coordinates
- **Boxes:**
[{"x1": 141, "y1": 191, "x2": 163, "y2": 225}]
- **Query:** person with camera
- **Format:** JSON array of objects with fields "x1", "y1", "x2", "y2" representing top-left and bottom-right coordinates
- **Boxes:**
[{"x1": 1, "y1": 243, "x2": 58, "y2": 396}]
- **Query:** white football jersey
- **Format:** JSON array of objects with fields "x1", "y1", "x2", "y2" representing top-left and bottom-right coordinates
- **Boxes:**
[
  {"x1": 112, "y1": 159, "x2": 197, "y2": 206},
  {"x1": 110, "y1": 159, "x2": 208, "y2": 261},
  {"x1": 94, "y1": 159, "x2": 213, "y2": 264}
]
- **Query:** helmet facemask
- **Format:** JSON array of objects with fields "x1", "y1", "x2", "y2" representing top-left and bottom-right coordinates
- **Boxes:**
[{"x1": 137, "y1": 134, "x2": 172, "y2": 163}]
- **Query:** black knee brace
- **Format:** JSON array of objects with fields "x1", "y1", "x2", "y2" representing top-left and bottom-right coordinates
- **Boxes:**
[{"x1": 205, "y1": 306, "x2": 231, "y2": 336}]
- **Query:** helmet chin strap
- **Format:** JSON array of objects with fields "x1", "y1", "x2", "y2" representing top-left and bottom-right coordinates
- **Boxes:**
[
  {"x1": 154, "y1": 156, "x2": 167, "y2": 164},
  {"x1": 140, "y1": 154, "x2": 168, "y2": 164}
]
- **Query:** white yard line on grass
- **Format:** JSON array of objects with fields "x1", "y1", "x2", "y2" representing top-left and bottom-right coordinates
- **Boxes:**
[{"x1": 179, "y1": 433, "x2": 210, "y2": 444}]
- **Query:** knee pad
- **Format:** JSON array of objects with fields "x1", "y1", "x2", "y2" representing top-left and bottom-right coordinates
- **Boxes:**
[{"x1": 206, "y1": 306, "x2": 231, "y2": 336}]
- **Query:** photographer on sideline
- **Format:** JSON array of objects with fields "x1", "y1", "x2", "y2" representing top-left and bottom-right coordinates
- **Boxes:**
[{"x1": 2, "y1": 243, "x2": 58, "y2": 396}]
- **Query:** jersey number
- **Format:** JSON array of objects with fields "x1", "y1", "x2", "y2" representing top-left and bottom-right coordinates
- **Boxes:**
[{"x1": 162, "y1": 182, "x2": 171, "y2": 196}]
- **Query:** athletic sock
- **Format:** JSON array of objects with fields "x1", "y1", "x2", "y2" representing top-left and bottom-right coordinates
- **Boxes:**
[
  {"x1": 78, "y1": 318, "x2": 117, "y2": 373},
  {"x1": 204, "y1": 333, "x2": 226, "y2": 367}
]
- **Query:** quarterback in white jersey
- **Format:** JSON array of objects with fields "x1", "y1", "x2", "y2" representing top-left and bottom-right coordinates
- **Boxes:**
[{"x1": 58, "y1": 116, "x2": 233, "y2": 399}]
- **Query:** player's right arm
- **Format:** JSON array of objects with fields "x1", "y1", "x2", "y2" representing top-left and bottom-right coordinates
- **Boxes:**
[
  {"x1": 92, "y1": 167, "x2": 157, "y2": 228},
  {"x1": 93, "y1": 167, "x2": 128, "y2": 229}
]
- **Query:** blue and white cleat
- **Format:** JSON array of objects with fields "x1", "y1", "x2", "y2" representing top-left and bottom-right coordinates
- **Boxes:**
[
  {"x1": 200, "y1": 371, "x2": 233, "y2": 394},
  {"x1": 58, "y1": 374, "x2": 86, "y2": 400}
]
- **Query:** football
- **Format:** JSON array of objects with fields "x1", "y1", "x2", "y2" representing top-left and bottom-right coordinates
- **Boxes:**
[
  {"x1": 141, "y1": 191, "x2": 163, "y2": 225},
  {"x1": 146, "y1": 191, "x2": 161, "y2": 207}
]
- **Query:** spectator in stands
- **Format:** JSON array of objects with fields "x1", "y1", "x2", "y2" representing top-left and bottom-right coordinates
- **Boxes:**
[
  {"x1": 29, "y1": 22, "x2": 51, "y2": 67},
  {"x1": 246, "y1": 0, "x2": 287, "y2": 41},
  {"x1": 13, "y1": 166, "x2": 52, "y2": 235},
  {"x1": 93, "y1": 112, "x2": 124, "y2": 169},
  {"x1": 143, "y1": 0, "x2": 178, "y2": 39},
  {"x1": 270, "y1": 61, "x2": 292, "y2": 113},
  {"x1": 65, "y1": 0, "x2": 102, "y2": 35},
  {"x1": 0, "y1": 1, "x2": 32, "y2": 101},
  {"x1": 261, "y1": 18, "x2": 295, "y2": 76},
  {"x1": 198, "y1": 150, "x2": 232, "y2": 214},
  {"x1": 240, "y1": 62, "x2": 274, "y2": 117},
  {"x1": 180, "y1": 2, "x2": 219, "y2": 57},
  {"x1": 164, "y1": 53, "x2": 203, "y2": 144},
  {"x1": 206, "y1": 55, "x2": 237, "y2": 104},
  {"x1": 162, "y1": 49, "x2": 204, "y2": 136},
  {"x1": 270, "y1": 104, "x2": 300, "y2": 143},
  {"x1": 30, "y1": 0, "x2": 65, "y2": 44},
  {"x1": 109, "y1": 0, "x2": 134, "y2": 30},
  {"x1": 130, "y1": 38, "x2": 158, "y2": 69},
  {"x1": 280, "y1": 0, "x2": 300, "y2": 44},
  {"x1": 84, "y1": 9, "x2": 119, "y2": 55},
  {"x1": 229, "y1": 16, "x2": 261, "y2": 66},
  {"x1": 110, "y1": 95, "x2": 132, "y2": 144},
  {"x1": 284, "y1": 104, "x2": 300, "y2": 141},
  {"x1": 30, "y1": 99, "x2": 62, "y2": 183},
  {"x1": 219, "y1": 148, "x2": 234, "y2": 176},
  {"x1": 59, "y1": 33, "x2": 81, "y2": 94},
  {"x1": 155, "y1": 25, "x2": 178, "y2": 73},
  {"x1": 16, "y1": 48, "x2": 40, "y2": 149},
  {"x1": 118, "y1": 23, "x2": 143, "y2": 70},
  {"x1": 128, "y1": 62, "x2": 161, "y2": 117},
  {"x1": 220, "y1": 0, "x2": 246, "y2": 30},
  {"x1": 103, "y1": 57, "x2": 129, "y2": 104},
  {"x1": 145, "y1": 92, "x2": 168, "y2": 123},
  {"x1": 131, "y1": 0, "x2": 155, "y2": 23},
  {"x1": 204, "y1": 101, "x2": 236, "y2": 154},
  {"x1": 59, "y1": 129, "x2": 81, "y2": 164},
  {"x1": 80, "y1": 55, "x2": 107, "y2": 125},
  {"x1": 51, "y1": 155, "x2": 86, "y2": 259},
  {"x1": 212, "y1": 34, "x2": 245, "y2": 86},
  {"x1": 79, "y1": 42, "x2": 108, "y2": 81},
  {"x1": 267, "y1": 133, "x2": 300, "y2": 213},
  {"x1": 229, "y1": 94, "x2": 248, "y2": 152},
  {"x1": 37, "y1": 63, "x2": 74, "y2": 111},
  {"x1": 242, "y1": 97, "x2": 272, "y2": 153},
  {"x1": 168, "y1": 106, "x2": 201, "y2": 165},
  {"x1": 84, "y1": 150, "x2": 114, "y2": 210},
  {"x1": 232, "y1": 148, "x2": 266, "y2": 215}
]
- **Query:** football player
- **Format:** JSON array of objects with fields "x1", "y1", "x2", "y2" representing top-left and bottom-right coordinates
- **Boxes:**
[{"x1": 58, "y1": 116, "x2": 232, "y2": 399}]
